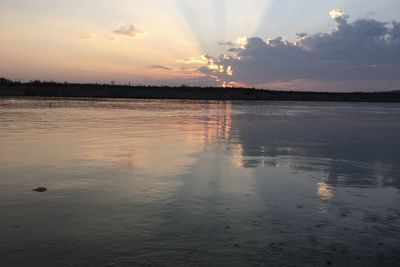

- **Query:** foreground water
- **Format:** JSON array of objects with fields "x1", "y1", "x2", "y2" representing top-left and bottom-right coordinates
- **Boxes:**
[{"x1": 0, "y1": 98, "x2": 399, "y2": 267}]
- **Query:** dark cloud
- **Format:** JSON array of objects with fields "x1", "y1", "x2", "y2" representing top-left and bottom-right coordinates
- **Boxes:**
[
  {"x1": 296, "y1": 33, "x2": 308, "y2": 38},
  {"x1": 113, "y1": 25, "x2": 144, "y2": 37},
  {"x1": 201, "y1": 11, "x2": 400, "y2": 90},
  {"x1": 149, "y1": 65, "x2": 172, "y2": 71},
  {"x1": 219, "y1": 41, "x2": 235, "y2": 46}
]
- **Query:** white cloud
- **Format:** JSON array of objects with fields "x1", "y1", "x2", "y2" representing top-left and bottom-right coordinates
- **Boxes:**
[{"x1": 330, "y1": 9, "x2": 347, "y2": 20}]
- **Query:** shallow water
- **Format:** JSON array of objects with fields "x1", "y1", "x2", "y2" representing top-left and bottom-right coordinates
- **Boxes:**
[{"x1": 0, "y1": 98, "x2": 399, "y2": 267}]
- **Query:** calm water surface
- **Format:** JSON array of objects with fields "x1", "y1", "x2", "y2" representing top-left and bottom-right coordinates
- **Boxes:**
[{"x1": 0, "y1": 99, "x2": 400, "y2": 267}]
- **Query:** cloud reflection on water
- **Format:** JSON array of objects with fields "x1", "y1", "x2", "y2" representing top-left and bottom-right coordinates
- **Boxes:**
[
  {"x1": 1, "y1": 99, "x2": 399, "y2": 192},
  {"x1": 1, "y1": 99, "x2": 400, "y2": 266}
]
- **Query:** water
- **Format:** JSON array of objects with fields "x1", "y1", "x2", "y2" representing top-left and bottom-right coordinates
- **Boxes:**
[{"x1": 0, "y1": 98, "x2": 399, "y2": 267}]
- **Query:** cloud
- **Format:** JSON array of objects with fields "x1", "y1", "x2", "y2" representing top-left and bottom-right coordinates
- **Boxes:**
[
  {"x1": 79, "y1": 25, "x2": 145, "y2": 42},
  {"x1": 149, "y1": 65, "x2": 172, "y2": 71},
  {"x1": 219, "y1": 41, "x2": 235, "y2": 46},
  {"x1": 113, "y1": 25, "x2": 145, "y2": 38},
  {"x1": 200, "y1": 10, "x2": 400, "y2": 91},
  {"x1": 329, "y1": 9, "x2": 349, "y2": 25}
]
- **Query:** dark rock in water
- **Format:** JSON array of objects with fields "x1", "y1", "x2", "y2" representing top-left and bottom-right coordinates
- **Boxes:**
[{"x1": 32, "y1": 187, "x2": 47, "y2": 192}]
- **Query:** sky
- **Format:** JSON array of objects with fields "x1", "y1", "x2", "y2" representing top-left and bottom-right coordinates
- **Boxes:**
[{"x1": 1, "y1": 0, "x2": 400, "y2": 91}]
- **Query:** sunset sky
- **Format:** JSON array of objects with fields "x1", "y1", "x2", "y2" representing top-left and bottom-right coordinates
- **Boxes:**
[{"x1": 1, "y1": 0, "x2": 400, "y2": 91}]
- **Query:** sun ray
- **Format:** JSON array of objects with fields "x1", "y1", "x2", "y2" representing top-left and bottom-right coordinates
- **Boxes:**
[{"x1": 175, "y1": 0, "x2": 216, "y2": 53}]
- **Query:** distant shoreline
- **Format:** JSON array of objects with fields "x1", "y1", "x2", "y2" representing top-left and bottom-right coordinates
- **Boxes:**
[{"x1": 1, "y1": 81, "x2": 400, "y2": 102}]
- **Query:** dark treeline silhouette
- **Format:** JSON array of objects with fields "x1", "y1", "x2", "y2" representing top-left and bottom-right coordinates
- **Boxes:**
[{"x1": 1, "y1": 78, "x2": 400, "y2": 102}]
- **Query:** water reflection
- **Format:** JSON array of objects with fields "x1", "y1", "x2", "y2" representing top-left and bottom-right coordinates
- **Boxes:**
[
  {"x1": 227, "y1": 102, "x2": 400, "y2": 189},
  {"x1": 318, "y1": 181, "x2": 334, "y2": 200},
  {"x1": 1, "y1": 99, "x2": 400, "y2": 266},
  {"x1": 1, "y1": 99, "x2": 399, "y2": 190}
]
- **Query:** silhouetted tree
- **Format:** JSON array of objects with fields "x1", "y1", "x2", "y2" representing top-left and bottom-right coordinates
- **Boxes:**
[{"x1": 0, "y1": 77, "x2": 13, "y2": 84}]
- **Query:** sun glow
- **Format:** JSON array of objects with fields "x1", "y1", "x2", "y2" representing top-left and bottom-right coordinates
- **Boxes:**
[
  {"x1": 329, "y1": 9, "x2": 346, "y2": 20},
  {"x1": 2, "y1": 0, "x2": 399, "y2": 89},
  {"x1": 236, "y1": 37, "x2": 249, "y2": 48}
]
